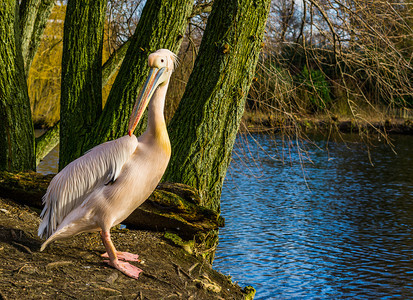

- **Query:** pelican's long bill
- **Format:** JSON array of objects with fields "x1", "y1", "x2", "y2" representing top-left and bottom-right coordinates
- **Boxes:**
[{"x1": 128, "y1": 67, "x2": 165, "y2": 136}]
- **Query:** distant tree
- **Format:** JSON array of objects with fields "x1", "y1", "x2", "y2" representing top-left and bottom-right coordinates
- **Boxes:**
[{"x1": 249, "y1": 0, "x2": 413, "y2": 138}]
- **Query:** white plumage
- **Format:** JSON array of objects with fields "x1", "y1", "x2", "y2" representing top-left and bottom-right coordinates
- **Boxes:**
[
  {"x1": 38, "y1": 49, "x2": 176, "y2": 280},
  {"x1": 38, "y1": 135, "x2": 138, "y2": 239}
]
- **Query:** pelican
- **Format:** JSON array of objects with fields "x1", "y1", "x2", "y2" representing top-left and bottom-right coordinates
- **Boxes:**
[{"x1": 38, "y1": 49, "x2": 176, "y2": 279}]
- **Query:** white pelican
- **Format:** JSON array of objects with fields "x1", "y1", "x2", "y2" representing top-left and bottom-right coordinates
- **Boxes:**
[{"x1": 38, "y1": 49, "x2": 176, "y2": 279}]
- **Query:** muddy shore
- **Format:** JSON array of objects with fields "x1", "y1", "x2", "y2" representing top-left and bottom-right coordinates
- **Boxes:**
[
  {"x1": 0, "y1": 196, "x2": 253, "y2": 299},
  {"x1": 241, "y1": 114, "x2": 413, "y2": 135}
]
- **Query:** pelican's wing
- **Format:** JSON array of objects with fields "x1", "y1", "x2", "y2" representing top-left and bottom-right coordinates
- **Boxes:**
[{"x1": 38, "y1": 135, "x2": 138, "y2": 238}]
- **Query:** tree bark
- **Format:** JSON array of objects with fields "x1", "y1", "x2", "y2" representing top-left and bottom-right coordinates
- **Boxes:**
[
  {"x1": 19, "y1": 0, "x2": 41, "y2": 72},
  {"x1": 83, "y1": 0, "x2": 193, "y2": 150},
  {"x1": 59, "y1": 0, "x2": 107, "y2": 169},
  {"x1": 102, "y1": 40, "x2": 130, "y2": 87},
  {"x1": 0, "y1": 0, "x2": 35, "y2": 172},
  {"x1": 35, "y1": 122, "x2": 59, "y2": 166},
  {"x1": 164, "y1": 0, "x2": 271, "y2": 212},
  {"x1": 19, "y1": 0, "x2": 55, "y2": 76}
]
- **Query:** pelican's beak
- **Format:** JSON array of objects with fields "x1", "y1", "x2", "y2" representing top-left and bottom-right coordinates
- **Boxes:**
[{"x1": 128, "y1": 67, "x2": 166, "y2": 136}]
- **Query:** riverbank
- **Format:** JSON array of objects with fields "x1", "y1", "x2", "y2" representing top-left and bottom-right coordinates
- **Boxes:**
[
  {"x1": 0, "y1": 195, "x2": 252, "y2": 299},
  {"x1": 241, "y1": 112, "x2": 413, "y2": 135}
]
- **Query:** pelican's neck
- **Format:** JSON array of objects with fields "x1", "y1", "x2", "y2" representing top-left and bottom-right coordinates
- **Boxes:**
[{"x1": 146, "y1": 79, "x2": 170, "y2": 144}]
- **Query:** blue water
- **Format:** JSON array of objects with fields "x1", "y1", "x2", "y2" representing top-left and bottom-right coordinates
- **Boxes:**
[
  {"x1": 37, "y1": 132, "x2": 413, "y2": 299},
  {"x1": 214, "y1": 133, "x2": 413, "y2": 299}
]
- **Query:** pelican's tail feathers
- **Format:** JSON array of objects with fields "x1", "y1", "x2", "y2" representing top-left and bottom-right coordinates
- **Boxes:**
[
  {"x1": 39, "y1": 224, "x2": 75, "y2": 251},
  {"x1": 39, "y1": 215, "x2": 100, "y2": 251},
  {"x1": 40, "y1": 235, "x2": 55, "y2": 251}
]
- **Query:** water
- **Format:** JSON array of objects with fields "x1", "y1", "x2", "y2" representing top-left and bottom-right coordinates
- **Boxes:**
[
  {"x1": 213, "y1": 133, "x2": 413, "y2": 299},
  {"x1": 35, "y1": 129, "x2": 58, "y2": 175},
  {"x1": 36, "y1": 133, "x2": 413, "y2": 299},
  {"x1": 37, "y1": 145, "x2": 59, "y2": 175}
]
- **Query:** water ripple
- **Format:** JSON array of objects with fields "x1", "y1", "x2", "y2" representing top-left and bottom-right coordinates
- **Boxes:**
[{"x1": 214, "y1": 134, "x2": 413, "y2": 299}]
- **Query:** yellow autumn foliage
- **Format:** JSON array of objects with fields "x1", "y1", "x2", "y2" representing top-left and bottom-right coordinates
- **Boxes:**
[
  {"x1": 28, "y1": 4, "x2": 116, "y2": 127},
  {"x1": 28, "y1": 5, "x2": 65, "y2": 127}
]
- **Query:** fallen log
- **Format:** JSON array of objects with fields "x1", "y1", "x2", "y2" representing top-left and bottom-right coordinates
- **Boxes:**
[{"x1": 0, "y1": 171, "x2": 224, "y2": 238}]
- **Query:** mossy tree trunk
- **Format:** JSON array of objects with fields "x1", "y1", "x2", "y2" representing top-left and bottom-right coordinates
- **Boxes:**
[
  {"x1": 58, "y1": 0, "x2": 107, "y2": 169},
  {"x1": 35, "y1": 122, "x2": 59, "y2": 166},
  {"x1": 20, "y1": 0, "x2": 55, "y2": 165},
  {"x1": 0, "y1": 0, "x2": 54, "y2": 172},
  {"x1": 19, "y1": 0, "x2": 55, "y2": 76},
  {"x1": 0, "y1": 0, "x2": 35, "y2": 172},
  {"x1": 164, "y1": 0, "x2": 271, "y2": 212},
  {"x1": 101, "y1": 40, "x2": 130, "y2": 87}
]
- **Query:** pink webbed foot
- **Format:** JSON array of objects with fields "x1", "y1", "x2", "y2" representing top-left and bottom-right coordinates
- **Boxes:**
[
  {"x1": 104, "y1": 260, "x2": 143, "y2": 280},
  {"x1": 101, "y1": 251, "x2": 140, "y2": 262}
]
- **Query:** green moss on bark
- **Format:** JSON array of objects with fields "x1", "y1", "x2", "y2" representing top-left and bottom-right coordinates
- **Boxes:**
[
  {"x1": 164, "y1": 0, "x2": 271, "y2": 212},
  {"x1": 19, "y1": 0, "x2": 55, "y2": 75},
  {"x1": 0, "y1": 0, "x2": 35, "y2": 172},
  {"x1": 102, "y1": 40, "x2": 130, "y2": 87},
  {"x1": 59, "y1": 0, "x2": 107, "y2": 169},
  {"x1": 35, "y1": 122, "x2": 59, "y2": 166}
]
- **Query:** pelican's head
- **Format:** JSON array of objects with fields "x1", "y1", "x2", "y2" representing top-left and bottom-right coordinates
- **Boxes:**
[{"x1": 128, "y1": 49, "x2": 177, "y2": 136}]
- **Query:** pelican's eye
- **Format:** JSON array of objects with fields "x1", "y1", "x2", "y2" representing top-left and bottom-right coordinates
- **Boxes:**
[{"x1": 161, "y1": 59, "x2": 164, "y2": 63}]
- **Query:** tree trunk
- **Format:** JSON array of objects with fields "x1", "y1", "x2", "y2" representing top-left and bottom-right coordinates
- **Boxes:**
[
  {"x1": 19, "y1": 0, "x2": 41, "y2": 70},
  {"x1": 59, "y1": 0, "x2": 107, "y2": 169},
  {"x1": 24, "y1": 0, "x2": 55, "y2": 76},
  {"x1": 19, "y1": 0, "x2": 55, "y2": 76},
  {"x1": 35, "y1": 122, "x2": 59, "y2": 166},
  {"x1": 164, "y1": 0, "x2": 271, "y2": 212},
  {"x1": 0, "y1": 0, "x2": 35, "y2": 172},
  {"x1": 83, "y1": 0, "x2": 193, "y2": 150},
  {"x1": 102, "y1": 40, "x2": 130, "y2": 87}
]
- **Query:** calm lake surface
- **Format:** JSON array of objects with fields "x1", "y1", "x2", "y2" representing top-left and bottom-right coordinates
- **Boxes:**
[
  {"x1": 213, "y1": 133, "x2": 413, "y2": 299},
  {"x1": 37, "y1": 133, "x2": 413, "y2": 299}
]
